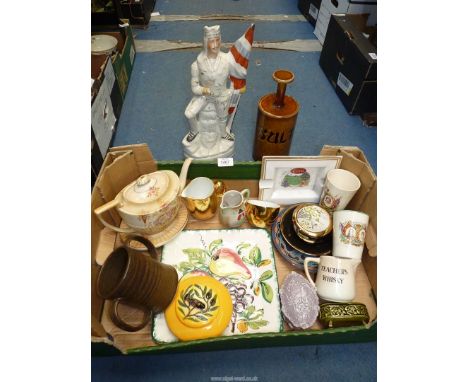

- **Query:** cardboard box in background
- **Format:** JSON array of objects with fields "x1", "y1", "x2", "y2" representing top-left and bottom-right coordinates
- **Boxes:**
[
  {"x1": 92, "y1": 0, "x2": 156, "y2": 29},
  {"x1": 91, "y1": 55, "x2": 117, "y2": 160},
  {"x1": 91, "y1": 19, "x2": 136, "y2": 177},
  {"x1": 91, "y1": 144, "x2": 377, "y2": 355},
  {"x1": 314, "y1": 0, "x2": 377, "y2": 44},
  {"x1": 91, "y1": 130, "x2": 104, "y2": 188},
  {"x1": 92, "y1": 22, "x2": 136, "y2": 102},
  {"x1": 91, "y1": 144, "x2": 158, "y2": 340},
  {"x1": 118, "y1": 0, "x2": 157, "y2": 28},
  {"x1": 92, "y1": 53, "x2": 123, "y2": 120},
  {"x1": 298, "y1": 0, "x2": 322, "y2": 27},
  {"x1": 320, "y1": 145, "x2": 377, "y2": 294},
  {"x1": 319, "y1": 14, "x2": 377, "y2": 115}
]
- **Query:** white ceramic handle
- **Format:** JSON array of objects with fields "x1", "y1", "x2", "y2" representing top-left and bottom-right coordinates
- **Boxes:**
[
  {"x1": 178, "y1": 157, "x2": 193, "y2": 195},
  {"x1": 94, "y1": 199, "x2": 135, "y2": 234},
  {"x1": 241, "y1": 188, "x2": 250, "y2": 202},
  {"x1": 304, "y1": 257, "x2": 320, "y2": 288}
]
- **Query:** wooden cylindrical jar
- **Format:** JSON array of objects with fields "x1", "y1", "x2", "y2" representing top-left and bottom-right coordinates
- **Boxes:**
[{"x1": 253, "y1": 70, "x2": 300, "y2": 161}]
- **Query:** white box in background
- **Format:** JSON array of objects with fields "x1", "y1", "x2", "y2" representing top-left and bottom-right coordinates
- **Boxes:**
[
  {"x1": 91, "y1": 59, "x2": 117, "y2": 158},
  {"x1": 314, "y1": 0, "x2": 377, "y2": 44},
  {"x1": 308, "y1": 3, "x2": 320, "y2": 20}
]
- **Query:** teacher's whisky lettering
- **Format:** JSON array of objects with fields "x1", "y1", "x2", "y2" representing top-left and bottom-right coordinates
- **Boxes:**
[
  {"x1": 321, "y1": 265, "x2": 348, "y2": 275},
  {"x1": 322, "y1": 275, "x2": 344, "y2": 284},
  {"x1": 321, "y1": 265, "x2": 348, "y2": 284}
]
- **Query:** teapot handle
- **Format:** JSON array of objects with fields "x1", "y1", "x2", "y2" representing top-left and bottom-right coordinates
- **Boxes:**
[
  {"x1": 124, "y1": 235, "x2": 158, "y2": 260},
  {"x1": 304, "y1": 257, "x2": 320, "y2": 289},
  {"x1": 178, "y1": 157, "x2": 193, "y2": 195},
  {"x1": 94, "y1": 199, "x2": 136, "y2": 234}
]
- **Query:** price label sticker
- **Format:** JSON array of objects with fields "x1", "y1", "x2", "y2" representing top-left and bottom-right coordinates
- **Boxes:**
[
  {"x1": 218, "y1": 158, "x2": 234, "y2": 167},
  {"x1": 337, "y1": 72, "x2": 354, "y2": 96},
  {"x1": 129, "y1": 44, "x2": 135, "y2": 65},
  {"x1": 309, "y1": 4, "x2": 319, "y2": 20}
]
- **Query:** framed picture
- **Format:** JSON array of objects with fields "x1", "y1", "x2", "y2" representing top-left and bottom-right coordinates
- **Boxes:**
[{"x1": 259, "y1": 156, "x2": 342, "y2": 205}]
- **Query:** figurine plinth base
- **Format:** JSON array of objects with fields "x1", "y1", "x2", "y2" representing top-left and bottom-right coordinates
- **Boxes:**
[{"x1": 182, "y1": 133, "x2": 235, "y2": 160}]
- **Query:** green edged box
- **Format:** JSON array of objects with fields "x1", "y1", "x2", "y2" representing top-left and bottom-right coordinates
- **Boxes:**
[
  {"x1": 92, "y1": 20, "x2": 136, "y2": 102},
  {"x1": 91, "y1": 144, "x2": 377, "y2": 355}
]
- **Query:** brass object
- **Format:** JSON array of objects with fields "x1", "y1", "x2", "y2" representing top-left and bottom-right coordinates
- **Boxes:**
[
  {"x1": 279, "y1": 205, "x2": 332, "y2": 257},
  {"x1": 319, "y1": 303, "x2": 370, "y2": 328},
  {"x1": 253, "y1": 69, "x2": 300, "y2": 160},
  {"x1": 183, "y1": 192, "x2": 218, "y2": 220},
  {"x1": 181, "y1": 178, "x2": 223, "y2": 220},
  {"x1": 292, "y1": 203, "x2": 332, "y2": 243},
  {"x1": 213, "y1": 179, "x2": 226, "y2": 199},
  {"x1": 245, "y1": 199, "x2": 281, "y2": 228}
]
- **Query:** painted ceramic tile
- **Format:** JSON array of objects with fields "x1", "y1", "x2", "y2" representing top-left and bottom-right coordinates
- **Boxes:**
[{"x1": 153, "y1": 229, "x2": 283, "y2": 342}]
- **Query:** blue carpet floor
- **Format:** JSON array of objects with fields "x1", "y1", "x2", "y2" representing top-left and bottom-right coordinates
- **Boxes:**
[
  {"x1": 111, "y1": 0, "x2": 377, "y2": 171},
  {"x1": 134, "y1": 20, "x2": 317, "y2": 42},
  {"x1": 155, "y1": 0, "x2": 301, "y2": 15},
  {"x1": 92, "y1": 342, "x2": 377, "y2": 381},
  {"x1": 94, "y1": 0, "x2": 377, "y2": 379},
  {"x1": 113, "y1": 49, "x2": 377, "y2": 169}
]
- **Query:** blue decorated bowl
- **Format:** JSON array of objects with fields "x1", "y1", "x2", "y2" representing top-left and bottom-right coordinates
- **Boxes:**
[{"x1": 271, "y1": 209, "x2": 319, "y2": 273}]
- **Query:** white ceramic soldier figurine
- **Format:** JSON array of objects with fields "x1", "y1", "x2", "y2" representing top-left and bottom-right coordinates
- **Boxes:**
[{"x1": 182, "y1": 25, "x2": 244, "y2": 159}]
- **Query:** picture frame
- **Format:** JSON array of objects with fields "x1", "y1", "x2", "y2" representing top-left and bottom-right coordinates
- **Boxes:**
[{"x1": 259, "y1": 156, "x2": 342, "y2": 205}]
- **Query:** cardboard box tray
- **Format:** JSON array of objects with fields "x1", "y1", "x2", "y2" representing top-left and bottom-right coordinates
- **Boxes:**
[{"x1": 91, "y1": 144, "x2": 377, "y2": 355}]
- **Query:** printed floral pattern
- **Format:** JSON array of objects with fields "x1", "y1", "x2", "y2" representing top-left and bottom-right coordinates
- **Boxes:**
[
  {"x1": 339, "y1": 220, "x2": 367, "y2": 246},
  {"x1": 237, "y1": 306, "x2": 269, "y2": 333},
  {"x1": 146, "y1": 186, "x2": 160, "y2": 198},
  {"x1": 153, "y1": 229, "x2": 282, "y2": 343},
  {"x1": 296, "y1": 205, "x2": 329, "y2": 233},
  {"x1": 177, "y1": 284, "x2": 219, "y2": 323},
  {"x1": 137, "y1": 199, "x2": 178, "y2": 230}
]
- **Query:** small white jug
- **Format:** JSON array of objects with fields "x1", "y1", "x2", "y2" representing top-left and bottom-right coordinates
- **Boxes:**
[
  {"x1": 304, "y1": 256, "x2": 359, "y2": 302},
  {"x1": 219, "y1": 189, "x2": 250, "y2": 228}
]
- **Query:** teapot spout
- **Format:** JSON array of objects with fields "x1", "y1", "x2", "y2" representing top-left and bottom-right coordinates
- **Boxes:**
[{"x1": 178, "y1": 158, "x2": 193, "y2": 194}]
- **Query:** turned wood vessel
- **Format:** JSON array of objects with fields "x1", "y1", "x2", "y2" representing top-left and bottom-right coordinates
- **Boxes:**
[{"x1": 253, "y1": 69, "x2": 300, "y2": 160}]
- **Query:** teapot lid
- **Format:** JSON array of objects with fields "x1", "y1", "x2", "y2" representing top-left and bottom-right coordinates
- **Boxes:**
[
  {"x1": 292, "y1": 203, "x2": 332, "y2": 240},
  {"x1": 119, "y1": 171, "x2": 179, "y2": 214}
]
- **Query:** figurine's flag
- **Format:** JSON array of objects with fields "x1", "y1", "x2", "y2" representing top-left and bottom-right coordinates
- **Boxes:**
[
  {"x1": 228, "y1": 23, "x2": 255, "y2": 92},
  {"x1": 225, "y1": 24, "x2": 255, "y2": 134}
]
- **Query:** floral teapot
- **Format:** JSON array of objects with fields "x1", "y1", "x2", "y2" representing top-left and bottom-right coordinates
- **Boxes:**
[{"x1": 94, "y1": 158, "x2": 192, "y2": 235}]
